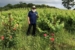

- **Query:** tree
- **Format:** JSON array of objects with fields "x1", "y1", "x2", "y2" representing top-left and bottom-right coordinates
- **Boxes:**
[
  {"x1": 18, "y1": 2, "x2": 26, "y2": 8},
  {"x1": 13, "y1": 4, "x2": 20, "y2": 8},
  {"x1": 0, "y1": 7, "x2": 2, "y2": 11},
  {"x1": 4, "y1": 4, "x2": 13, "y2": 9},
  {"x1": 62, "y1": 0, "x2": 74, "y2": 9},
  {"x1": 27, "y1": 3, "x2": 34, "y2": 7},
  {"x1": 0, "y1": 2, "x2": 57, "y2": 11}
]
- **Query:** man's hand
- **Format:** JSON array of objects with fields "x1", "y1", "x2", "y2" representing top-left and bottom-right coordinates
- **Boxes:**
[
  {"x1": 36, "y1": 14, "x2": 39, "y2": 18},
  {"x1": 36, "y1": 14, "x2": 38, "y2": 18},
  {"x1": 28, "y1": 21, "x2": 30, "y2": 24}
]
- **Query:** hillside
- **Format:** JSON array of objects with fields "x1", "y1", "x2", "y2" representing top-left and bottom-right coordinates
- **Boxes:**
[{"x1": 0, "y1": 8, "x2": 75, "y2": 50}]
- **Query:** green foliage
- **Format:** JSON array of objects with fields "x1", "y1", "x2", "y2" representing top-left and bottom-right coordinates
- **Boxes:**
[
  {"x1": 62, "y1": 0, "x2": 74, "y2": 9},
  {"x1": 37, "y1": 14, "x2": 64, "y2": 33},
  {"x1": 0, "y1": 13, "x2": 18, "y2": 48},
  {"x1": 0, "y1": 8, "x2": 75, "y2": 50},
  {"x1": 0, "y1": 2, "x2": 57, "y2": 11}
]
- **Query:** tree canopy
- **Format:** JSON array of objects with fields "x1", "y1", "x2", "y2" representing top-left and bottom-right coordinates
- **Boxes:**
[
  {"x1": 0, "y1": 2, "x2": 57, "y2": 11},
  {"x1": 62, "y1": 0, "x2": 75, "y2": 9}
]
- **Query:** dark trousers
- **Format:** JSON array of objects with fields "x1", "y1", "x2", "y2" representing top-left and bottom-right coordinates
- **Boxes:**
[{"x1": 27, "y1": 24, "x2": 36, "y2": 36}]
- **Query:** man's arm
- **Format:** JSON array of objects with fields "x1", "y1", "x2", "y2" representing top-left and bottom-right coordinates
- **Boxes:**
[
  {"x1": 28, "y1": 17, "x2": 30, "y2": 24},
  {"x1": 28, "y1": 11, "x2": 30, "y2": 24},
  {"x1": 37, "y1": 15, "x2": 39, "y2": 18},
  {"x1": 36, "y1": 12, "x2": 39, "y2": 18}
]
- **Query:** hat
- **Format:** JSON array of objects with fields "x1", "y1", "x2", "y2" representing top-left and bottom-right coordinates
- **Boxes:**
[{"x1": 32, "y1": 6, "x2": 36, "y2": 9}]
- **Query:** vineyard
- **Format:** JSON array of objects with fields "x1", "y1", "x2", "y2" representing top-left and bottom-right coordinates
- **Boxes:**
[{"x1": 0, "y1": 8, "x2": 75, "y2": 50}]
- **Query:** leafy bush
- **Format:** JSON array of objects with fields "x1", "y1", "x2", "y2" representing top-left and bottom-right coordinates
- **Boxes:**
[{"x1": 0, "y1": 13, "x2": 18, "y2": 48}]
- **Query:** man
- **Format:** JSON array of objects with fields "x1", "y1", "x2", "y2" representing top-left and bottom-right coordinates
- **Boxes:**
[{"x1": 26, "y1": 6, "x2": 38, "y2": 36}]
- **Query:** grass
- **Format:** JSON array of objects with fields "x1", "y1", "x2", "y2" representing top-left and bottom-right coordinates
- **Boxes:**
[
  {"x1": 0, "y1": 28, "x2": 75, "y2": 50},
  {"x1": 0, "y1": 8, "x2": 75, "y2": 50}
]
